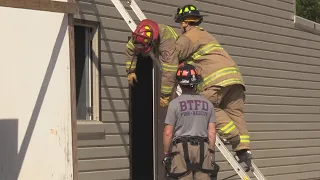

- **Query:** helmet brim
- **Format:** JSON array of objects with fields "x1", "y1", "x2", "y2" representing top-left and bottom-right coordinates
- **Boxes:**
[
  {"x1": 176, "y1": 77, "x2": 203, "y2": 85},
  {"x1": 175, "y1": 14, "x2": 204, "y2": 23}
]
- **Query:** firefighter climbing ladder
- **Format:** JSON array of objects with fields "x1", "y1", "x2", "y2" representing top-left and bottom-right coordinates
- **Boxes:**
[{"x1": 111, "y1": 0, "x2": 267, "y2": 180}]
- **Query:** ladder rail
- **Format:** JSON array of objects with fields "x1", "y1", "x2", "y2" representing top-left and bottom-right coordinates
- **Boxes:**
[
  {"x1": 110, "y1": 0, "x2": 137, "y2": 31},
  {"x1": 216, "y1": 135, "x2": 267, "y2": 180},
  {"x1": 215, "y1": 135, "x2": 252, "y2": 180},
  {"x1": 252, "y1": 162, "x2": 267, "y2": 180},
  {"x1": 127, "y1": 0, "x2": 147, "y2": 20}
]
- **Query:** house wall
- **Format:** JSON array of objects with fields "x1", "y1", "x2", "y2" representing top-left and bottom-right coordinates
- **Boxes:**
[
  {"x1": 75, "y1": 0, "x2": 320, "y2": 179},
  {"x1": 0, "y1": 6, "x2": 74, "y2": 180}
]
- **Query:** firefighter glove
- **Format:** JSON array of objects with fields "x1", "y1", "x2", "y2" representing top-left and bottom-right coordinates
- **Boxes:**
[
  {"x1": 127, "y1": 73, "x2": 138, "y2": 86},
  {"x1": 160, "y1": 96, "x2": 170, "y2": 108}
]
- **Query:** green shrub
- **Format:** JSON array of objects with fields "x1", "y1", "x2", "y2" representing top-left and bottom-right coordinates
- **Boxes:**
[{"x1": 296, "y1": 0, "x2": 320, "y2": 23}]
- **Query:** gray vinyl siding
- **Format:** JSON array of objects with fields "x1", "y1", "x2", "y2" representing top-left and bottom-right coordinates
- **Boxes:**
[
  {"x1": 75, "y1": 0, "x2": 320, "y2": 179},
  {"x1": 75, "y1": 0, "x2": 131, "y2": 179}
]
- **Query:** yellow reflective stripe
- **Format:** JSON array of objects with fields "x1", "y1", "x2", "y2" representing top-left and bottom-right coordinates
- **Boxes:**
[
  {"x1": 126, "y1": 41, "x2": 134, "y2": 50},
  {"x1": 241, "y1": 135, "x2": 250, "y2": 139},
  {"x1": 203, "y1": 67, "x2": 240, "y2": 82},
  {"x1": 126, "y1": 61, "x2": 136, "y2": 65},
  {"x1": 126, "y1": 61, "x2": 136, "y2": 69},
  {"x1": 196, "y1": 26, "x2": 204, "y2": 31},
  {"x1": 162, "y1": 68, "x2": 177, "y2": 72},
  {"x1": 162, "y1": 63, "x2": 178, "y2": 72},
  {"x1": 240, "y1": 135, "x2": 250, "y2": 143},
  {"x1": 224, "y1": 125, "x2": 236, "y2": 134},
  {"x1": 167, "y1": 26, "x2": 178, "y2": 39},
  {"x1": 186, "y1": 61, "x2": 194, "y2": 65},
  {"x1": 201, "y1": 67, "x2": 240, "y2": 87},
  {"x1": 216, "y1": 78, "x2": 243, "y2": 87},
  {"x1": 197, "y1": 67, "x2": 242, "y2": 90},
  {"x1": 220, "y1": 121, "x2": 236, "y2": 134},
  {"x1": 241, "y1": 140, "x2": 250, "y2": 143},
  {"x1": 191, "y1": 43, "x2": 223, "y2": 60},
  {"x1": 221, "y1": 121, "x2": 234, "y2": 131},
  {"x1": 126, "y1": 65, "x2": 136, "y2": 69},
  {"x1": 161, "y1": 85, "x2": 173, "y2": 94}
]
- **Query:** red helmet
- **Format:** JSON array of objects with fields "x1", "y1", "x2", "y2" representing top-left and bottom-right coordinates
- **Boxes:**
[{"x1": 132, "y1": 19, "x2": 159, "y2": 53}]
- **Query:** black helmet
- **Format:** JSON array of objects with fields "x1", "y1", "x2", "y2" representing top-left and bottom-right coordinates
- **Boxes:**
[
  {"x1": 174, "y1": 5, "x2": 203, "y2": 23},
  {"x1": 176, "y1": 63, "x2": 202, "y2": 86}
]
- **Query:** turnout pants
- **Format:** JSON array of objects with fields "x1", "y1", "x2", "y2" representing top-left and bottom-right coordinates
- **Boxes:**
[
  {"x1": 169, "y1": 142, "x2": 215, "y2": 180},
  {"x1": 200, "y1": 84, "x2": 251, "y2": 151}
]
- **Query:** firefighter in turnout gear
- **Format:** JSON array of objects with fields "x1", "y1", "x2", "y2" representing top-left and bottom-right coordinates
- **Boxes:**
[
  {"x1": 163, "y1": 64, "x2": 219, "y2": 180},
  {"x1": 173, "y1": 5, "x2": 252, "y2": 168},
  {"x1": 125, "y1": 19, "x2": 179, "y2": 107}
]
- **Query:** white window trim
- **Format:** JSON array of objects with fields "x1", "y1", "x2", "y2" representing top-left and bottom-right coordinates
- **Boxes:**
[
  {"x1": 293, "y1": 0, "x2": 320, "y2": 35},
  {"x1": 74, "y1": 20, "x2": 101, "y2": 121}
]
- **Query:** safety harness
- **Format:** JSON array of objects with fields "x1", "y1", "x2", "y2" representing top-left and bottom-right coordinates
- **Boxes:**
[{"x1": 166, "y1": 136, "x2": 220, "y2": 179}]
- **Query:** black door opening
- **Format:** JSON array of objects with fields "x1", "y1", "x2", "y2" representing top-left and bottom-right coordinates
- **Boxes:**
[{"x1": 130, "y1": 54, "x2": 154, "y2": 179}]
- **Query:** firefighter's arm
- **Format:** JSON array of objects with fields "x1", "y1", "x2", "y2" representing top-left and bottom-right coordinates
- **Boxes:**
[
  {"x1": 208, "y1": 122, "x2": 216, "y2": 151},
  {"x1": 159, "y1": 30, "x2": 179, "y2": 107},
  {"x1": 175, "y1": 35, "x2": 194, "y2": 62},
  {"x1": 163, "y1": 124, "x2": 174, "y2": 154},
  {"x1": 125, "y1": 39, "x2": 138, "y2": 86},
  {"x1": 208, "y1": 103, "x2": 216, "y2": 151},
  {"x1": 208, "y1": 122, "x2": 216, "y2": 164},
  {"x1": 163, "y1": 102, "x2": 177, "y2": 154}
]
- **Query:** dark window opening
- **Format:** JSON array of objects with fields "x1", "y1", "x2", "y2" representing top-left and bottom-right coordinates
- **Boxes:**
[{"x1": 74, "y1": 25, "x2": 93, "y2": 120}]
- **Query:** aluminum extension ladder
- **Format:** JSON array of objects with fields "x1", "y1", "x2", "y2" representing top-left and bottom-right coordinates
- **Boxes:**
[
  {"x1": 215, "y1": 135, "x2": 267, "y2": 180},
  {"x1": 110, "y1": 0, "x2": 267, "y2": 180}
]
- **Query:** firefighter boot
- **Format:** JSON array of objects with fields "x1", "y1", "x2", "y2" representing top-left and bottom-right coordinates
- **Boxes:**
[{"x1": 235, "y1": 149, "x2": 253, "y2": 172}]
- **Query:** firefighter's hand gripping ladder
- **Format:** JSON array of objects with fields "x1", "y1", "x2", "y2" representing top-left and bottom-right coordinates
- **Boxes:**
[{"x1": 111, "y1": 1, "x2": 267, "y2": 180}]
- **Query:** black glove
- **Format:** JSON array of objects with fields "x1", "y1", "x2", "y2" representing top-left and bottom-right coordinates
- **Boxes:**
[{"x1": 162, "y1": 154, "x2": 172, "y2": 168}]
